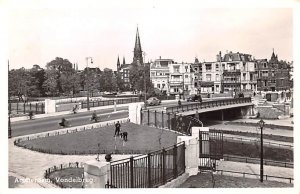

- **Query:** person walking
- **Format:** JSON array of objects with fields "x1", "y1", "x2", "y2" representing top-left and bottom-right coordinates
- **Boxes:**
[
  {"x1": 114, "y1": 121, "x2": 121, "y2": 137},
  {"x1": 194, "y1": 110, "x2": 200, "y2": 121},
  {"x1": 91, "y1": 111, "x2": 98, "y2": 122}
]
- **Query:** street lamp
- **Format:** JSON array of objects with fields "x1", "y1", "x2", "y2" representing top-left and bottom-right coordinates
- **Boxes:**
[
  {"x1": 258, "y1": 118, "x2": 265, "y2": 182},
  {"x1": 86, "y1": 57, "x2": 93, "y2": 111}
]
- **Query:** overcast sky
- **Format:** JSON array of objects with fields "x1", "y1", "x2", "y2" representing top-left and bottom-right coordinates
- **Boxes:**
[{"x1": 6, "y1": 0, "x2": 294, "y2": 70}]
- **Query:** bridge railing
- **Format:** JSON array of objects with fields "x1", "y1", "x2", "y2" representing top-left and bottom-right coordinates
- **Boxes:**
[{"x1": 166, "y1": 97, "x2": 252, "y2": 113}]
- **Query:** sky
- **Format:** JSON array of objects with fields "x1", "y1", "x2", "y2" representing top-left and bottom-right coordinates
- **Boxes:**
[{"x1": 4, "y1": 0, "x2": 294, "y2": 70}]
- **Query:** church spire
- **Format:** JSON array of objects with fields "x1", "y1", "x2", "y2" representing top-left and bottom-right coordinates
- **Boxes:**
[
  {"x1": 123, "y1": 56, "x2": 126, "y2": 65},
  {"x1": 133, "y1": 26, "x2": 143, "y2": 65},
  {"x1": 117, "y1": 55, "x2": 120, "y2": 71}
]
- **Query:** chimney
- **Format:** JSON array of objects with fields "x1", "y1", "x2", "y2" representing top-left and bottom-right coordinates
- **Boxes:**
[{"x1": 159, "y1": 56, "x2": 161, "y2": 59}]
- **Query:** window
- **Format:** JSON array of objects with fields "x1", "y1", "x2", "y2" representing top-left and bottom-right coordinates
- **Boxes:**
[
  {"x1": 185, "y1": 85, "x2": 188, "y2": 90},
  {"x1": 151, "y1": 72, "x2": 155, "y2": 77},
  {"x1": 216, "y1": 64, "x2": 219, "y2": 71},
  {"x1": 185, "y1": 75, "x2": 188, "y2": 78},
  {"x1": 195, "y1": 67, "x2": 198, "y2": 71},
  {"x1": 216, "y1": 74, "x2": 220, "y2": 81},
  {"x1": 157, "y1": 84, "x2": 160, "y2": 88},
  {"x1": 243, "y1": 73, "x2": 246, "y2": 80},
  {"x1": 174, "y1": 87, "x2": 179, "y2": 92},
  {"x1": 206, "y1": 74, "x2": 211, "y2": 81},
  {"x1": 185, "y1": 66, "x2": 188, "y2": 72},
  {"x1": 205, "y1": 64, "x2": 212, "y2": 71},
  {"x1": 162, "y1": 83, "x2": 165, "y2": 88},
  {"x1": 264, "y1": 63, "x2": 267, "y2": 68},
  {"x1": 174, "y1": 66, "x2": 179, "y2": 73}
]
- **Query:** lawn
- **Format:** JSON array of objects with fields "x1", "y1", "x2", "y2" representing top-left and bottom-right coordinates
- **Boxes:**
[
  {"x1": 17, "y1": 122, "x2": 180, "y2": 155},
  {"x1": 179, "y1": 173, "x2": 292, "y2": 188}
]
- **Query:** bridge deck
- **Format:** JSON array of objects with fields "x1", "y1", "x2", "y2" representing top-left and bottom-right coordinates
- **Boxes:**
[{"x1": 175, "y1": 102, "x2": 253, "y2": 116}]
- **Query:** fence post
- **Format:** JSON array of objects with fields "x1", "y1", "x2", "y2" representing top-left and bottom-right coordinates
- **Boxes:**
[
  {"x1": 16, "y1": 102, "x2": 18, "y2": 114},
  {"x1": 35, "y1": 103, "x2": 38, "y2": 114},
  {"x1": 162, "y1": 148, "x2": 166, "y2": 184},
  {"x1": 173, "y1": 145, "x2": 178, "y2": 178},
  {"x1": 147, "y1": 109, "x2": 150, "y2": 126},
  {"x1": 130, "y1": 157, "x2": 134, "y2": 188},
  {"x1": 154, "y1": 110, "x2": 157, "y2": 127},
  {"x1": 23, "y1": 103, "x2": 26, "y2": 114},
  {"x1": 162, "y1": 111, "x2": 164, "y2": 128},
  {"x1": 42, "y1": 103, "x2": 44, "y2": 113},
  {"x1": 147, "y1": 154, "x2": 151, "y2": 188},
  {"x1": 140, "y1": 108, "x2": 143, "y2": 125},
  {"x1": 168, "y1": 112, "x2": 170, "y2": 129}
]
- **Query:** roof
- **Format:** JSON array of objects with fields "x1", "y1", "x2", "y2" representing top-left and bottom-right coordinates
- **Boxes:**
[{"x1": 223, "y1": 52, "x2": 252, "y2": 62}]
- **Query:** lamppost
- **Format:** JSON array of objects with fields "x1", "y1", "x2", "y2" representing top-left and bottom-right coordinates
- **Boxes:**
[
  {"x1": 258, "y1": 118, "x2": 265, "y2": 182},
  {"x1": 8, "y1": 60, "x2": 12, "y2": 138},
  {"x1": 86, "y1": 57, "x2": 93, "y2": 111}
]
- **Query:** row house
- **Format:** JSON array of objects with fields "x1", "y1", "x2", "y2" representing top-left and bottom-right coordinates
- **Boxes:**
[
  {"x1": 150, "y1": 58, "x2": 174, "y2": 93},
  {"x1": 150, "y1": 58, "x2": 196, "y2": 96},
  {"x1": 257, "y1": 50, "x2": 291, "y2": 92}
]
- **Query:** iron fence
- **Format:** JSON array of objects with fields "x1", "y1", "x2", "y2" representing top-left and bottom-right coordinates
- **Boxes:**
[
  {"x1": 141, "y1": 109, "x2": 203, "y2": 135},
  {"x1": 9, "y1": 102, "x2": 45, "y2": 117},
  {"x1": 44, "y1": 162, "x2": 84, "y2": 188},
  {"x1": 109, "y1": 141, "x2": 185, "y2": 188},
  {"x1": 223, "y1": 154, "x2": 293, "y2": 168},
  {"x1": 81, "y1": 98, "x2": 143, "y2": 109},
  {"x1": 166, "y1": 97, "x2": 252, "y2": 113},
  {"x1": 215, "y1": 169, "x2": 293, "y2": 184}
]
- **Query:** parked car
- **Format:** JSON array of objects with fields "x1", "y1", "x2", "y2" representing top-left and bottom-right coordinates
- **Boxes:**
[
  {"x1": 186, "y1": 94, "x2": 202, "y2": 102},
  {"x1": 146, "y1": 97, "x2": 161, "y2": 106}
]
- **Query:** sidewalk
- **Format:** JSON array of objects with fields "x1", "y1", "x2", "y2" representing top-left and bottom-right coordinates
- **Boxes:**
[
  {"x1": 216, "y1": 160, "x2": 293, "y2": 182},
  {"x1": 233, "y1": 117, "x2": 293, "y2": 127},
  {"x1": 11, "y1": 103, "x2": 129, "y2": 122}
]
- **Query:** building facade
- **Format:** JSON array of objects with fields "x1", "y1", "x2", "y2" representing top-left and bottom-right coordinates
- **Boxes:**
[
  {"x1": 257, "y1": 50, "x2": 291, "y2": 92},
  {"x1": 150, "y1": 57, "x2": 174, "y2": 93}
]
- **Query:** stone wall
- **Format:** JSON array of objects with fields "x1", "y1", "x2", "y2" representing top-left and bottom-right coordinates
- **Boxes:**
[{"x1": 257, "y1": 106, "x2": 283, "y2": 119}]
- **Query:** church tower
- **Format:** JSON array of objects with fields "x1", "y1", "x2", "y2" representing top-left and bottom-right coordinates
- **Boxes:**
[
  {"x1": 133, "y1": 27, "x2": 143, "y2": 65},
  {"x1": 117, "y1": 55, "x2": 120, "y2": 71}
]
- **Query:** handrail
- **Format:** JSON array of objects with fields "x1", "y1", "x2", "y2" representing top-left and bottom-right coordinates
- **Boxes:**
[{"x1": 166, "y1": 97, "x2": 252, "y2": 113}]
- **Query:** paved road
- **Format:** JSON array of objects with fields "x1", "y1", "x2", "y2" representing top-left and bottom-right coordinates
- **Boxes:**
[{"x1": 11, "y1": 107, "x2": 128, "y2": 137}]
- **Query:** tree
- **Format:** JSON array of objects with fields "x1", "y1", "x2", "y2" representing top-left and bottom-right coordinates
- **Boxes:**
[
  {"x1": 129, "y1": 64, "x2": 154, "y2": 94},
  {"x1": 8, "y1": 67, "x2": 31, "y2": 100},
  {"x1": 43, "y1": 57, "x2": 76, "y2": 96}
]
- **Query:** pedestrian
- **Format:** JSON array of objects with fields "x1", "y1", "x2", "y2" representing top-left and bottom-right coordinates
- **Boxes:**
[
  {"x1": 91, "y1": 111, "x2": 98, "y2": 122},
  {"x1": 178, "y1": 99, "x2": 182, "y2": 107},
  {"x1": 114, "y1": 121, "x2": 121, "y2": 137},
  {"x1": 194, "y1": 110, "x2": 200, "y2": 121}
]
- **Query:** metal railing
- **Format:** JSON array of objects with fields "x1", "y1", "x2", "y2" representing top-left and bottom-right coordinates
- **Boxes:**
[
  {"x1": 109, "y1": 142, "x2": 185, "y2": 188},
  {"x1": 44, "y1": 162, "x2": 84, "y2": 188},
  {"x1": 215, "y1": 169, "x2": 293, "y2": 184},
  {"x1": 9, "y1": 102, "x2": 45, "y2": 117},
  {"x1": 166, "y1": 97, "x2": 252, "y2": 113},
  {"x1": 141, "y1": 110, "x2": 202, "y2": 135},
  {"x1": 223, "y1": 154, "x2": 293, "y2": 168},
  {"x1": 81, "y1": 97, "x2": 142, "y2": 109}
]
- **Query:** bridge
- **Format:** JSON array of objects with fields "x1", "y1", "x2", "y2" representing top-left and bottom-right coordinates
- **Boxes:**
[
  {"x1": 140, "y1": 97, "x2": 254, "y2": 134},
  {"x1": 165, "y1": 97, "x2": 253, "y2": 117}
]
